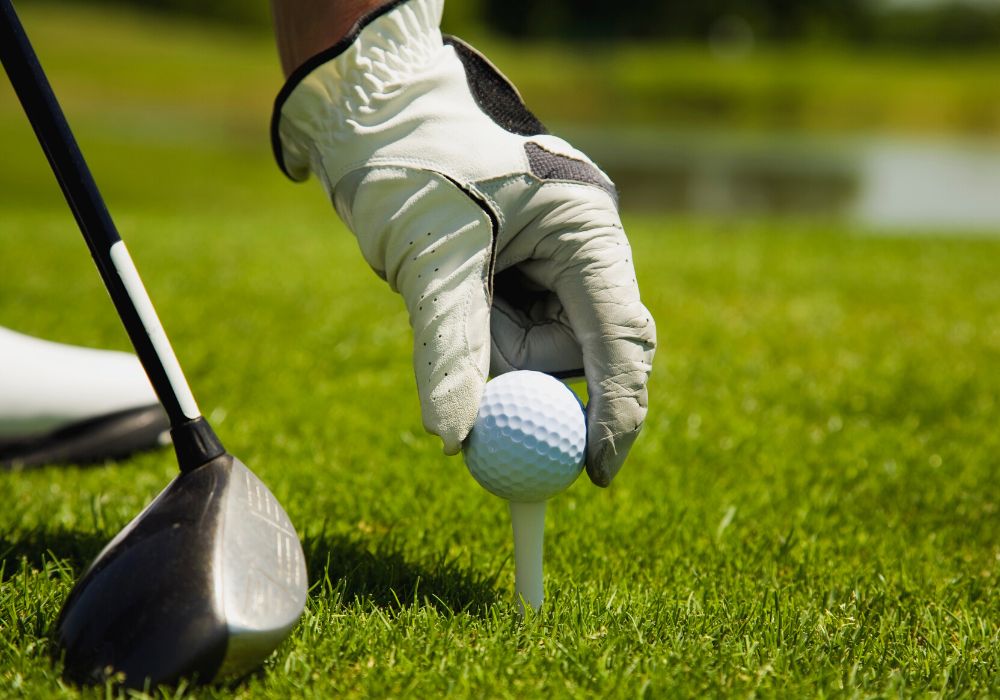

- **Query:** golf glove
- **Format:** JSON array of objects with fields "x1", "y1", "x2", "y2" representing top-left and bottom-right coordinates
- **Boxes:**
[{"x1": 271, "y1": 0, "x2": 655, "y2": 486}]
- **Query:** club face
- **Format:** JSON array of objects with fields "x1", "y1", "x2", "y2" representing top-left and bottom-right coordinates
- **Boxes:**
[
  {"x1": 214, "y1": 456, "x2": 308, "y2": 679},
  {"x1": 56, "y1": 453, "x2": 307, "y2": 688}
]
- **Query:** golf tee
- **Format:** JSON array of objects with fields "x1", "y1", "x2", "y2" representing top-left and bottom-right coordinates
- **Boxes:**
[{"x1": 508, "y1": 499, "x2": 546, "y2": 614}]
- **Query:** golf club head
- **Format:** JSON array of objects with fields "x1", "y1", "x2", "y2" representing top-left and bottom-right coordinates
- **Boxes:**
[{"x1": 56, "y1": 453, "x2": 307, "y2": 687}]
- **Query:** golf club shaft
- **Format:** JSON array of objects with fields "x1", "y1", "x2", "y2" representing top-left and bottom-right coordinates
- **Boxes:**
[{"x1": 0, "y1": 0, "x2": 225, "y2": 468}]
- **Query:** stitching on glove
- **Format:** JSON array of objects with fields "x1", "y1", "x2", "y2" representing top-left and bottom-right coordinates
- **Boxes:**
[
  {"x1": 443, "y1": 36, "x2": 548, "y2": 137},
  {"x1": 524, "y1": 142, "x2": 618, "y2": 202},
  {"x1": 439, "y1": 173, "x2": 500, "y2": 299}
]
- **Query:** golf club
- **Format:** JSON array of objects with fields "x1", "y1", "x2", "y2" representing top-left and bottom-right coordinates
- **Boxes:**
[{"x1": 0, "y1": 0, "x2": 308, "y2": 687}]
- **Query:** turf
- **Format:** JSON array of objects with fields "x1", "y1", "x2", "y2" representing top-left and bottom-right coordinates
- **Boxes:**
[{"x1": 1, "y1": 4, "x2": 999, "y2": 699}]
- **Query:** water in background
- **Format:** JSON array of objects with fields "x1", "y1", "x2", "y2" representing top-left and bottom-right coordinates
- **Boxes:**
[{"x1": 566, "y1": 126, "x2": 1000, "y2": 233}]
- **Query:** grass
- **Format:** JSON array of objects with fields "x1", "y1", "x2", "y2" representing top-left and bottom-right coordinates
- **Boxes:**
[{"x1": 2, "y1": 3, "x2": 999, "y2": 698}]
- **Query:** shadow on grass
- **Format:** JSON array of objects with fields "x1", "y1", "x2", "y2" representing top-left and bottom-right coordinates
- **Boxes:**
[
  {"x1": 0, "y1": 526, "x2": 108, "y2": 582},
  {"x1": 2, "y1": 516, "x2": 503, "y2": 622},
  {"x1": 302, "y1": 527, "x2": 501, "y2": 619}
]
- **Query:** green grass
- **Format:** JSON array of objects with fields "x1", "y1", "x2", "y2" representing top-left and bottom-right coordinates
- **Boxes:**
[{"x1": 2, "y1": 4, "x2": 999, "y2": 698}]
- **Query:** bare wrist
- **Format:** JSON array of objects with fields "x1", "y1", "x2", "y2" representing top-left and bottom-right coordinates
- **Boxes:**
[{"x1": 271, "y1": 0, "x2": 395, "y2": 78}]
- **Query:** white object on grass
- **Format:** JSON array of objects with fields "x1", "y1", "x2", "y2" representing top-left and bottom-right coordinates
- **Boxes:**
[
  {"x1": 509, "y1": 500, "x2": 546, "y2": 614},
  {"x1": 463, "y1": 371, "x2": 586, "y2": 503},
  {"x1": 0, "y1": 326, "x2": 159, "y2": 438},
  {"x1": 463, "y1": 370, "x2": 586, "y2": 613}
]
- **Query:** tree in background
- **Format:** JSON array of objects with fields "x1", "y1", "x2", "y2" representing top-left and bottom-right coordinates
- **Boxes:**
[
  {"x1": 18, "y1": 0, "x2": 1000, "y2": 49},
  {"x1": 477, "y1": 0, "x2": 1000, "y2": 48},
  {"x1": 480, "y1": 0, "x2": 873, "y2": 43}
]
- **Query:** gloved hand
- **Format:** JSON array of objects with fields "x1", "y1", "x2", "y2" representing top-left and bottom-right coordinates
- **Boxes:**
[{"x1": 271, "y1": 0, "x2": 655, "y2": 486}]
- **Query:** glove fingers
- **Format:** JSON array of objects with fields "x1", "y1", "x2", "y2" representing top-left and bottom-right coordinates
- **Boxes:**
[
  {"x1": 489, "y1": 292, "x2": 583, "y2": 377},
  {"x1": 536, "y1": 218, "x2": 656, "y2": 486}
]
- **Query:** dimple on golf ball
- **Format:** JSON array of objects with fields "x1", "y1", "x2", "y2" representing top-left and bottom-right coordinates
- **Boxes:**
[{"x1": 463, "y1": 370, "x2": 587, "y2": 503}]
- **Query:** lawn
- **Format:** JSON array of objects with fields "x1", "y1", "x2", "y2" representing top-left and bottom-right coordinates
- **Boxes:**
[{"x1": 1, "y1": 4, "x2": 999, "y2": 698}]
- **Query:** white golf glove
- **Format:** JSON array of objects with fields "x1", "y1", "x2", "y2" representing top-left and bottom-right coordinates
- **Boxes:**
[{"x1": 271, "y1": 0, "x2": 655, "y2": 485}]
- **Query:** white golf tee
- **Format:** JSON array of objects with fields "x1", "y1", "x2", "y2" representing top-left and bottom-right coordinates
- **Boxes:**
[{"x1": 508, "y1": 500, "x2": 546, "y2": 614}]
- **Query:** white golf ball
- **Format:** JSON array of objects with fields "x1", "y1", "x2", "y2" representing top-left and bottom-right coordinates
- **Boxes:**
[{"x1": 463, "y1": 370, "x2": 587, "y2": 503}]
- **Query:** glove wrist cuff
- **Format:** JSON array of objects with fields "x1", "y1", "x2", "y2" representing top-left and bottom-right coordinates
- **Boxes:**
[{"x1": 271, "y1": 0, "x2": 445, "y2": 181}]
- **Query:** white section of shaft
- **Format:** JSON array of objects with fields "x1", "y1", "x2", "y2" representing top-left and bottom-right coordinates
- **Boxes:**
[
  {"x1": 109, "y1": 241, "x2": 200, "y2": 420},
  {"x1": 508, "y1": 500, "x2": 546, "y2": 614}
]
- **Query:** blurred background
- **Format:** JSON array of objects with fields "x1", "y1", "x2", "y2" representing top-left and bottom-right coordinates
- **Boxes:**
[{"x1": 4, "y1": 0, "x2": 1000, "y2": 231}]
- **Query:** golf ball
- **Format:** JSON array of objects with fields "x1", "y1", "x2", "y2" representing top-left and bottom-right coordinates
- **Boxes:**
[{"x1": 463, "y1": 370, "x2": 587, "y2": 502}]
